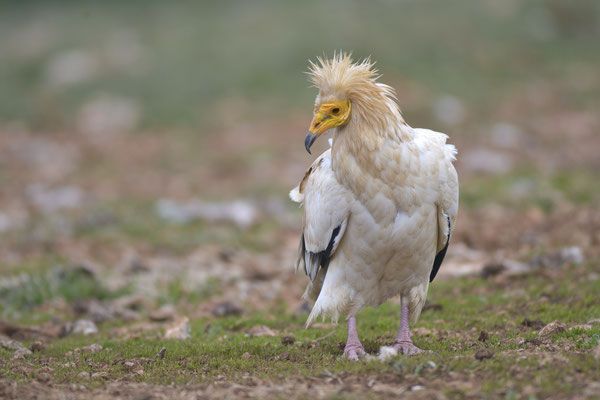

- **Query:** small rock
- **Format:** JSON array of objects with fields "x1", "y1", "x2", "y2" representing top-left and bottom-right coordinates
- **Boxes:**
[
  {"x1": 474, "y1": 349, "x2": 494, "y2": 360},
  {"x1": 77, "y1": 371, "x2": 90, "y2": 379},
  {"x1": 246, "y1": 325, "x2": 277, "y2": 337},
  {"x1": 164, "y1": 317, "x2": 191, "y2": 340},
  {"x1": 481, "y1": 259, "x2": 530, "y2": 278},
  {"x1": 211, "y1": 302, "x2": 243, "y2": 317},
  {"x1": 414, "y1": 360, "x2": 437, "y2": 375},
  {"x1": 559, "y1": 246, "x2": 584, "y2": 265},
  {"x1": 155, "y1": 198, "x2": 259, "y2": 228},
  {"x1": 480, "y1": 263, "x2": 506, "y2": 278},
  {"x1": 82, "y1": 343, "x2": 103, "y2": 353},
  {"x1": 409, "y1": 384, "x2": 425, "y2": 392},
  {"x1": 281, "y1": 335, "x2": 295, "y2": 346},
  {"x1": 522, "y1": 318, "x2": 545, "y2": 330},
  {"x1": 149, "y1": 304, "x2": 176, "y2": 322},
  {"x1": 124, "y1": 361, "x2": 135, "y2": 368},
  {"x1": 538, "y1": 320, "x2": 566, "y2": 337},
  {"x1": 126, "y1": 256, "x2": 149, "y2": 274},
  {"x1": 73, "y1": 300, "x2": 114, "y2": 323},
  {"x1": 463, "y1": 148, "x2": 513, "y2": 175},
  {"x1": 569, "y1": 324, "x2": 592, "y2": 331},
  {"x1": 477, "y1": 331, "x2": 489, "y2": 342},
  {"x1": 30, "y1": 341, "x2": 46, "y2": 352},
  {"x1": 279, "y1": 352, "x2": 290, "y2": 361},
  {"x1": 525, "y1": 337, "x2": 542, "y2": 346},
  {"x1": 134, "y1": 369, "x2": 144, "y2": 376},
  {"x1": 242, "y1": 352, "x2": 251, "y2": 360},
  {"x1": 37, "y1": 372, "x2": 51, "y2": 383},
  {"x1": 91, "y1": 372, "x2": 108, "y2": 379},
  {"x1": 63, "y1": 319, "x2": 98, "y2": 336},
  {"x1": 156, "y1": 347, "x2": 167, "y2": 359},
  {"x1": 0, "y1": 334, "x2": 32, "y2": 356},
  {"x1": 378, "y1": 346, "x2": 398, "y2": 362},
  {"x1": 26, "y1": 184, "x2": 84, "y2": 214},
  {"x1": 530, "y1": 247, "x2": 585, "y2": 269},
  {"x1": 13, "y1": 347, "x2": 32, "y2": 359}
]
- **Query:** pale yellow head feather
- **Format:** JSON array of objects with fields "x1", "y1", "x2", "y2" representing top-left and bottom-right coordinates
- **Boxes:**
[{"x1": 308, "y1": 52, "x2": 403, "y2": 132}]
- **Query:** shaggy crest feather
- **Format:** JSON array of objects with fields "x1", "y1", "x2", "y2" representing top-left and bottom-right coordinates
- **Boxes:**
[{"x1": 308, "y1": 52, "x2": 404, "y2": 130}]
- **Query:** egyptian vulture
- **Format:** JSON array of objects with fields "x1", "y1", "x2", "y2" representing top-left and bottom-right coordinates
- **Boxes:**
[{"x1": 290, "y1": 54, "x2": 459, "y2": 360}]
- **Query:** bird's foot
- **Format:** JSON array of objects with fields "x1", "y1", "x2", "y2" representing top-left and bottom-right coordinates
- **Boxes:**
[
  {"x1": 392, "y1": 340, "x2": 423, "y2": 356},
  {"x1": 343, "y1": 343, "x2": 366, "y2": 361}
]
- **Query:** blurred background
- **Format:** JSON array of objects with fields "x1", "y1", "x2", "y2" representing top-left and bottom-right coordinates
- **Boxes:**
[{"x1": 1, "y1": 0, "x2": 599, "y2": 332}]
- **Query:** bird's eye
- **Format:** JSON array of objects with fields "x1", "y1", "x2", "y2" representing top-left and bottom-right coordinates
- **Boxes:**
[{"x1": 332, "y1": 107, "x2": 340, "y2": 114}]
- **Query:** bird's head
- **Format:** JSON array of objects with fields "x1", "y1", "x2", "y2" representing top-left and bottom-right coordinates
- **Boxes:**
[{"x1": 304, "y1": 52, "x2": 401, "y2": 153}]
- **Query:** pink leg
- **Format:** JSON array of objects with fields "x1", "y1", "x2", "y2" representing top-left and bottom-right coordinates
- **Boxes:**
[
  {"x1": 393, "y1": 303, "x2": 423, "y2": 355},
  {"x1": 343, "y1": 316, "x2": 366, "y2": 360}
]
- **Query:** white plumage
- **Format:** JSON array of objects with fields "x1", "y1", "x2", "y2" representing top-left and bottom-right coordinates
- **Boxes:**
[{"x1": 290, "y1": 54, "x2": 459, "y2": 359}]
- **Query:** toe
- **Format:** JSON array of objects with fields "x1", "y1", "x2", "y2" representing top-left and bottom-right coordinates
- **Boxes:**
[
  {"x1": 344, "y1": 345, "x2": 366, "y2": 361},
  {"x1": 393, "y1": 341, "x2": 424, "y2": 356}
]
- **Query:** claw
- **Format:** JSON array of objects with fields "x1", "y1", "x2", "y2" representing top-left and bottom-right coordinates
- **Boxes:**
[
  {"x1": 392, "y1": 340, "x2": 424, "y2": 356},
  {"x1": 344, "y1": 343, "x2": 366, "y2": 361}
]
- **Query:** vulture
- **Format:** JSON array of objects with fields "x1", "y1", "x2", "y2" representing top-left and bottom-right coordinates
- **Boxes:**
[{"x1": 290, "y1": 53, "x2": 459, "y2": 360}]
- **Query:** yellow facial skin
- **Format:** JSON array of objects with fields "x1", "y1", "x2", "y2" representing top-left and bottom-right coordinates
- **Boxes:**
[
  {"x1": 305, "y1": 100, "x2": 351, "y2": 153},
  {"x1": 309, "y1": 100, "x2": 352, "y2": 135}
]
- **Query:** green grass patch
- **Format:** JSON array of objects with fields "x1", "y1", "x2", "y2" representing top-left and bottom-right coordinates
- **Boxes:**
[{"x1": 2, "y1": 259, "x2": 599, "y2": 398}]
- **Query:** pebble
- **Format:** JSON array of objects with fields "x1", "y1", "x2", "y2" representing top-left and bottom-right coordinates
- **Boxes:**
[
  {"x1": 246, "y1": 325, "x2": 277, "y2": 337},
  {"x1": 538, "y1": 320, "x2": 566, "y2": 337},
  {"x1": 64, "y1": 319, "x2": 98, "y2": 336},
  {"x1": 77, "y1": 371, "x2": 90, "y2": 379},
  {"x1": 0, "y1": 334, "x2": 32, "y2": 356},
  {"x1": 30, "y1": 341, "x2": 46, "y2": 352},
  {"x1": 37, "y1": 372, "x2": 51, "y2": 383},
  {"x1": 82, "y1": 343, "x2": 103, "y2": 353},
  {"x1": 281, "y1": 335, "x2": 295, "y2": 346},
  {"x1": 211, "y1": 301, "x2": 243, "y2": 317},
  {"x1": 474, "y1": 349, "x2": 494, "y2": 360},
  {"x1": 164, "y1": 317, "x2": 191, "y2": 340},
  {"x1": 91, "y1": 372, "x2": 108, "y2": 379},
  {"x1": 149, "y1": 304, "x2": 176, "y2": 322}
]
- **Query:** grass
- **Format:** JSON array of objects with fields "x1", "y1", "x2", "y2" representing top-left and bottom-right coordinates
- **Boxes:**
[
  {"x1": 2, "y1": 260, "x2": 599, "y2": 398},
  {"x1": 0, "y1": 264, "x2": 126, "y2": 319},
  {"x1": 461, "y1": 169, "x2": 600, "y2": 210}
]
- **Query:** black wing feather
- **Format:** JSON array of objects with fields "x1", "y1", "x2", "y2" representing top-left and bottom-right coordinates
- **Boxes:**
[
  {"x1": 304, "y1": 225, "x2": 341, "y2": 281},
  {"x1": 429, "y1": 216, "x2": 451, "y2": 282}
]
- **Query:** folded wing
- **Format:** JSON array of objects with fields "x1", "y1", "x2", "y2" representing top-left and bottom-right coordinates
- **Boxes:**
[{"x1": 290, "y1": 149, "x2": 352, "y2": 296}]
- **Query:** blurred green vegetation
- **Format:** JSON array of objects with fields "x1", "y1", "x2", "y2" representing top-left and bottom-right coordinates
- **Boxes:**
[{"x1": 0, "y1": 0, "x2": 599, "y2": 129}]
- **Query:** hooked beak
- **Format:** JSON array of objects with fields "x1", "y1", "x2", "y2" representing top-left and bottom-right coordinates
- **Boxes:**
[{"x1": 304, "y1": 132, "x2": 317, "y2": 154}]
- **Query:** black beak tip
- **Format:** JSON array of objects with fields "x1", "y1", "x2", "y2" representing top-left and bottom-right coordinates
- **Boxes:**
[{"x1": 304, "y1": 133, "x2": 317, "y2": 154}]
